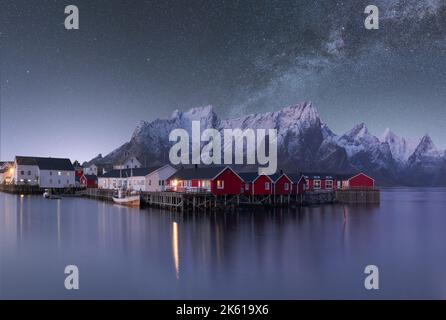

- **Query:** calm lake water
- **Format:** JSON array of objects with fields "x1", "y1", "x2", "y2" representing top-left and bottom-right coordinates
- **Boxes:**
[{"x1": 1, "y1": 189, "x2": 446, "y2": 299}]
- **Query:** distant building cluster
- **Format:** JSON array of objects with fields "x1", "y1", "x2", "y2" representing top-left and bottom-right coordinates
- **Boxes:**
[{"x1": 0, "y1": 155, "x2": 375, "y2": 194}]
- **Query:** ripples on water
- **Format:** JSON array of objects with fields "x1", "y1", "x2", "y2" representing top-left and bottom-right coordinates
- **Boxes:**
[{"x1": 1, "y1": 189, "x2": 446, "y2": 299}]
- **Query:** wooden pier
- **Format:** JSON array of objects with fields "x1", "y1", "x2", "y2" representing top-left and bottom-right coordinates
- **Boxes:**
[
  {"x1": 2, "y1": 185, "x2": 380, "y2": 209},
  {"x1": 78, "y1": 187, "x2": 379, "y2": 210},
  {"x1": 335, "y1": 188, "x2": 380, "y2": 204},
  {"x1": 0, "y1": 184, "x2": 83, "y2": 195}
]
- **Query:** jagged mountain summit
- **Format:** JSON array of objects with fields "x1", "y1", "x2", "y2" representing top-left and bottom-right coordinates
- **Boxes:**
[
  {"x1": 381, "y1": 128, "x2": 416, "y2": 164},
  {"x1": 87, "y1": 102, "x2": 445, "y2": 186}
]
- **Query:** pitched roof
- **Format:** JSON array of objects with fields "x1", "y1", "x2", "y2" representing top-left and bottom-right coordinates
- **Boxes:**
[
  {"x1": 287, "y1": 173, "x2": 305, "y2": 183},
  {"x1": 100, "y1": 166, "x2": 163, "y2": 178},
  {"x1": 238, "y1": 172, "x2": 260, "y2": 182},
  {"x1": 83, "y1": 174, "x2": 98, "y2": 180},
  {"x1": 335, "y1": 172, "x2": 374, "y2": 181},
  {"x1": 167, "y1": 166, "x2": 226, "y2": 180},
  {"x1": 15, "y1": 156, "x2": 38, "y2": 166},
  {"x1": 15, "y1": 156, "x2": 74, "y2": 171}
]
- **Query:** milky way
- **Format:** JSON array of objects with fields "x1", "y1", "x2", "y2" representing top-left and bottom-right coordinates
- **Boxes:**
[{"x1": 1, "y1": 0, "x2": 446, "y2": 161}]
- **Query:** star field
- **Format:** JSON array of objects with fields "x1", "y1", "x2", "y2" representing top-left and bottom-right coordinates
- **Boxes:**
[{"x1": 1, "y1": 0, "x2": 446, "y2": 161}]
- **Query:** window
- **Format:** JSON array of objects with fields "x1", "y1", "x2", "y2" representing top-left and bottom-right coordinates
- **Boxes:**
[
  {"x1": 127, "y1": 165, "x2": 129, "y2": 169},
  {"x1": 58, "y1": 171, "x2": 62, "y2": 176},
  {"x1": 159, "y1": 180, "x2": 161, "y2": 186},
  {"x1": 66, "y1": 172, "x2": 70, "y2": 176},
  {"x1": 49, "y1": 179, "x2": 53, "y2": 184},
  {"x1": 20, "y1": 171, "x2": 24, "y2": 175},
  {"x1": 284, "y1": 183, "x2": 289, "y2": 191},
  {"x1": 149, "y1": 180, "x2": 151, "y2": 186},
  {"x1": 28, "y1": 171, "x2": 31, "y2": 175},
  {"x1": 265, "y1": 182, "x2": 270, "y2": 190},
  {"x1": 245, "y1": 183, "x2": 249, "y2": 190},
  {"x1": 50, "y1": 171, "x2": 52, "y2": 176},
  {"x1": 326, "y1": 180, "x2": 333, "y2": 189},
  {"x1": 314, "y1": 180, "x2": 321, "y2": 189},
  {"x1": 67, "y1": 180, "x2": 69, "y2": 184},
  {"x1": 58, "y1": 180, "x2": 61, "y2": 184},
  {"x1": 217, "y1": 180, "x2": 224, "y2": 189}
]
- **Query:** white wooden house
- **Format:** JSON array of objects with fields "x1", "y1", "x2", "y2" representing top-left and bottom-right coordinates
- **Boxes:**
[
  {"x1": 145, "y1": 164, "x2": 177, "y2": 192},
  {"x1": 98, "y1": 164, "x2": 176, "y2": 191},
  {"x1": 113, "y1": 156, "x2": 142, "y2": 170},
  {"x1": 13, "y1": 156, "x2": 75, "y2": 188},
  {"x1": 83, "y1": 164, "x2": 98, "y2": 176}
]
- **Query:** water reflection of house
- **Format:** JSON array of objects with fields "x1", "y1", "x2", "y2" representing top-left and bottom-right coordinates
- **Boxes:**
[{"x1": 98, "y1": 165, "x2": 176, "y2": 191}]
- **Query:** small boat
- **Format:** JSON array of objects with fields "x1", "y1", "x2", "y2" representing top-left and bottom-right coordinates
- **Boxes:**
[
  {"x1": 43, "y1": 189, "x2": 62, "y2": 200},
  {"x1": 112, "y1": 189, "x2": 140, "y2": 207}
]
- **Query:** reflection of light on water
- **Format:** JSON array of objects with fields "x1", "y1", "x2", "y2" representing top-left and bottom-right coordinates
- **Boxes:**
[
  {"x1": 19, "y1": 194, "x2": 24, "y2": 240},
  {"x1": 57, "y1": 199, "x2": 61, "y2": 247},
  {"x1": 215, "y1": 223, "x2": 221, "y2": 264},
  {"x1": 172, "y1": 221, "x2": 180, "y2": 279}
]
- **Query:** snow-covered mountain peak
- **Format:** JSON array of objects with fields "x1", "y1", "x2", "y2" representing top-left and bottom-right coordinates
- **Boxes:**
[
  {"x1": 414, "y1": 134, "x2": 441, "y2": 157},
  {"x1": 286, "y1": 101, "x2": 319, "y2": 121},
  {"x1": 381, "y1": 128, "x2": 416, "y2": 163},
  {"x1": 381, "y1": 128, "x2": 397, "y2": 141},
  {"x1": 349, "y1": 122, "x2": 369, "y2": 138}
]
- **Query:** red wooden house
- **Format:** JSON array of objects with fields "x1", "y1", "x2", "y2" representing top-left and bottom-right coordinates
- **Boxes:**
[
  {"x1": 238, "y1": 172, "x2": 274, "y2": 196},
  {"x1": 336, "y1": 172, "x2": 375, "y2": 189},
  {"x1": 80, "y1": 174, "x2": 98, "y2": 188},
  {"x1": 302, "y1": 172, "x2": 375, "y2": 191},
  {"x1": 286, "y1": 174, "x2": 306, "y2": 195},
  {"x1": 270, "y1": 173, "x2": 293, "y2": 195},
  {"x1": 166, "y1": 166, "x2": 243, "y2": 195},
  {"x1": 301, "y1": 173, "x2": 336, "y2": 191}
]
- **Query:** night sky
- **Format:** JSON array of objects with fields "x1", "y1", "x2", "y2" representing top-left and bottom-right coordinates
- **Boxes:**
[{"x1": 1, "y1": 0, "x2": 446, "y2": 162}]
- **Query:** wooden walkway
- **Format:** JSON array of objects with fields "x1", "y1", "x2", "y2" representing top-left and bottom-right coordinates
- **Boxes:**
[
  {"x1": 1, "y1": 186, "x2": 380, "y2": 210},
  {"x1": 79, "y1": 188, "x2": 379, "y2": 210},
  {"x1": 336, "y1": 188, "x2": 380, "y2": 204}
]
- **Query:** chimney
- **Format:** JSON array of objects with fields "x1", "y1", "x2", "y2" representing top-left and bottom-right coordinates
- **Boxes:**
[{"x1": 280, "y1": 169, "x2": 283, "y2": 175}]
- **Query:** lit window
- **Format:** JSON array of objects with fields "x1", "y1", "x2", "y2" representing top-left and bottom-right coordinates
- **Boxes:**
[
  {"x1": 314, "y1": 180, "x2": 321, "y2": 189},
  {"x1": 217, "y1": 180, "x2": 224, "y2": 189},
  {"x1": 58, "y1": 171, "x2": 61, "y2": 176},
  {"x1": 245, "y1": 184, "x2": 249, "y2": 190}
]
